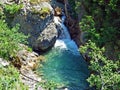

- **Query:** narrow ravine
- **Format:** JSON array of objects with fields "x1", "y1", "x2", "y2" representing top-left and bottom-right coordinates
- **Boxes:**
[{"x1": 38, "y1": 15, "x2": 89, "y2": 90}]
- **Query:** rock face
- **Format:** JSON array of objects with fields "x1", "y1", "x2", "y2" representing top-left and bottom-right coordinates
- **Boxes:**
[
  {"x1": 12, "y1": 2, "x2": 58, "y2": 51},
  {"x1": 66, "y1": 16, "x2": 82, "y2": 46},
  {"x1": 32, "y1": 22, "x2": 58, "y2": 51},
  {"x1": 12, "y1": 45, "x2": 44, "y2": 90},
  {"x1": 14, "y1": 49, "x2": 44, "y2": 70},
  {"x1": 56, "y1": 0, "x2": 64, "y2": 4}
]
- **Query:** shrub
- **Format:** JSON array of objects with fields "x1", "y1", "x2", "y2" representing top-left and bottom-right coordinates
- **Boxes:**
[
  {"x1": 39, "y1": 7, "x2": 50, "y2": 19},
  {"x1": 36, "y1": 80, "x2": 62, "y2": 90},
  {"x1": 0, "y1": 65, "x2": 28, "y2": 90},
  {"x1": 80, "y1": 0, "x2": 120, "y2": 46},
  {"x1": 0, "y1": 19, "x2": 28, "y2": 60},
  {"x1": 4, "y1": 3, "x2": 23, "y2": 17},
  {"x1": 80, "y1": 40, "x2": 120, "y2": 90}
]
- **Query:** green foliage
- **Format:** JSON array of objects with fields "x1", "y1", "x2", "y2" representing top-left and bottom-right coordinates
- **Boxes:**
[
  {"x1": 39, "y1": 7, "x2": 50, "y2": 19},
  {"x1": 30, "y1": 0, "x2": 42, "y2": 4},
  {"x1": 80, "y1": 16, "x2": 101, "y2": 45},
  {"x1": 68, "y1": 0, "x2": 81, "y2": 18},
  {"x1": 0, "y1": 65, "x2": 28, "y2": 90},
  {"x1": 78, "y1": 0, "x2": 120, "y2": 89},
  {"x1": 0, "y1": 6, "x2": 4, "y2": 18},
  {"x1": 80, "y1": 40, "x2": 120, "y2": 90},
  {"x1": 80, "y1": 0, "x2": 120, "y2": 45},
  {"x1": 4, "y1": 3, "x2": 23, "y2": 17},
  {"x1": 0, "y1": 19, "x2": 28, "y2": 60},
  {"x1": 31, "y1": 7, "x2": 50, "y2": 19},
  {"x1": 37, "y1": 80, "x2": 62, "y2": 90},
  {"x1": 30, "y1": 0, "x2": 50, "y2": 4}
]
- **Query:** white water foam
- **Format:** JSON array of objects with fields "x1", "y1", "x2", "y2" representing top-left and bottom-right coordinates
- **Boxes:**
[{"x1": 54, "y1": 16, "x2": 79, "y2": 55}]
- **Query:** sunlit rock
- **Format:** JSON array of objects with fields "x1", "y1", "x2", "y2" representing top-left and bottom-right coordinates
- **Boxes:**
[{"x1": 12, "y1": 2, "x2": 58, "y2": 51}]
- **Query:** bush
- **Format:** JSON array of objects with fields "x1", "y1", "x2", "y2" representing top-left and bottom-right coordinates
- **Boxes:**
[
  {"x1": 80, "y1": 40, "x2": 120, "y2": 90},
  {"x1": 37, "y1": 80, "x2": 62, "y2": 90},
  {"x1": 4, "y1": 3, "x2": 23, "y2": 17},
  {"x1": 0, "y1": 65, "x2": 28, "y2": 90},
  {"x1": 0, "y1": 19, "x2": 28, "y2": 60},
  {"x1": 80, "y1": 0, "x2": 120, "y2": 46},
  {"x1": 79, "y1": 16, "x2": 100, "y2": 45}
]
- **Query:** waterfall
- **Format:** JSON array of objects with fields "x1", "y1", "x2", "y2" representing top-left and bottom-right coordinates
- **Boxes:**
[
  {"x1": 54, "y1": 15, "x2": 79, "y2": 55},
  {"x1": 39, "y1": 15, "x2": 89, "y2": 90}
]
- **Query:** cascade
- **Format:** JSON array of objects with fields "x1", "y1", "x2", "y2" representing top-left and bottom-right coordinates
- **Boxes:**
[
  {"x1": 54, "y1": 16, "x2": 80, "y2": 55},
  {"x1": 38, "y1": 15, "x2": 89, "y2": 90}
]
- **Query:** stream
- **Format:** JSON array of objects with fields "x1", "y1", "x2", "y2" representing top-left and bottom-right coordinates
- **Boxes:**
[{"x1": 38, "y1": 15, "x2": 89, "y2": 90}]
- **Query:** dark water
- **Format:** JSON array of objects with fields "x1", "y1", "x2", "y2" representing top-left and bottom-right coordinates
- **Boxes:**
[{"x1": 38, "y1": 47, "x2": 89, "y2": 90}]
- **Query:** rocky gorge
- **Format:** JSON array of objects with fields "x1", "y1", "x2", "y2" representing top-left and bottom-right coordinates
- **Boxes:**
[
  {"x1": 1, "y1": 0, "x2": 83, "y2": 51},
  {"x1": 0, "y1": 0, "x2": 86, "y2": 90}
]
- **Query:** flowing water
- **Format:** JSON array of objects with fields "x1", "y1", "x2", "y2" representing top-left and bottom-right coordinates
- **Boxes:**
[{"x1": 38, "y1": 16, "x2": 89, "y2": 90}]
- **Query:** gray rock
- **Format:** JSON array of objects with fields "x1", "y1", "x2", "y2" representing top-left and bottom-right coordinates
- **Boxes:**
[
  {"x1": 16, "y1": 49, "x2": 45, "y2": 70},
  {"x1": 20, "y1": 69, "x2": 42, "y2": 90},
  {"x1": 12, "y1": 2, "x2": 58, "y2": 51},
  {"x1": 16, "y1": 49, "x2": 43, "y2": 90},
  {"x1": 0, "y1": 0, "x2": 16, "y2": 4},
  {"x1": 0, "y1": 58, "x2": 9, "y2": 67},
  {"x1": 0, "y1": 0, "x2": 7, "y2": 4},
  {"x1": 32, "y1": 22, "x2": 58, "y2": 51}
]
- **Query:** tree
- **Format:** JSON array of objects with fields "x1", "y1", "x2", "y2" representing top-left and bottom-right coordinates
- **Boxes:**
[{"x1": 80, "y1": 40, "x2": 120, "y2": 90}]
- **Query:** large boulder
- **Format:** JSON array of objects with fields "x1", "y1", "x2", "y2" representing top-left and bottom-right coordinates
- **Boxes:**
[
  {"x1": 32, "y1": 22, "x2": 58, "y2": 51},
  {"x1": 12, "y1": 2, "x2": 58, "y2": 51}
]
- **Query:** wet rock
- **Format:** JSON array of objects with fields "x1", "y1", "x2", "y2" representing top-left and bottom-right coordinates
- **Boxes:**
[{"x1": 66, "y1": 16, "x2": 82, "y2": 46}]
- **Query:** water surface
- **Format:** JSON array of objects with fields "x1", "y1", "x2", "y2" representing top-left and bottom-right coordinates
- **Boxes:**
[
  {"x1": 38, "y1": 46, "x2": 89, "y2": 89},
  {"x1": 38, "y1": 16, "x2": 89, "y2": 90}
]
